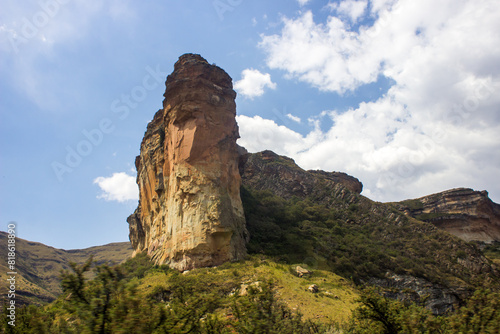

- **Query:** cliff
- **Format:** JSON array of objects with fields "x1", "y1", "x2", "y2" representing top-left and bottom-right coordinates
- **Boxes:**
[
  {"x1": 240, "y1": 150, "x2": 363, "y2": 199},
  {"x1": 397, "y1": 188, "x2": 500, "y2": 243},
  {"x1": 128, "y1": 54, "x2": 247, "y2": 271}
]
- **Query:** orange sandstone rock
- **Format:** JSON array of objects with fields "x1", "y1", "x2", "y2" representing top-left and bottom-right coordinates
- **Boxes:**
[{"x1": 128, "y1": 54, "x2": 247, "y2": 270}]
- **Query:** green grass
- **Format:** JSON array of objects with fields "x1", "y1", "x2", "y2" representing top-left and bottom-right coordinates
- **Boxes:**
[
  {"x1": 483, "y1": 242, "x2": 500, "y2": 265},
  {"x1": 136, "y1": 256, "x2": 359, "y2": 324},
  {"x1": 415, "y1": 212, "x2": 452, "y2": 221},
  {"x1": 398, "y1": 199, "x2": 424, "y2": 211}
]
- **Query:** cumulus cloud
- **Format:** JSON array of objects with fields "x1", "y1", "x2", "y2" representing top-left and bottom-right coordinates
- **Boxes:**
[
  {"x1": 328, "y1": 0, "x2": 368, "y2": 22},
  {"x1": 94, "y1": 172, "x2": 138, "y2": 202},
  {"x1": 245, "y1": 0, "x2": 500, "y2": 202},
  {"x1": 234, "y1": 69, "x2": 277, "y2": 99},
  {"x1": 236, "y1": 114, "x2": 324, "y2": 157}
]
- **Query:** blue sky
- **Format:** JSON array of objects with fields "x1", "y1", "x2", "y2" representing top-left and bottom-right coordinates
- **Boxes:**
[{"x1": 1, "y1": 0, "x2": 499, "y2": 249}]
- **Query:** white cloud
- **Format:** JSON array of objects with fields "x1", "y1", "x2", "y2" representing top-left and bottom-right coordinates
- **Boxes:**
[
  {"x1": 328, "y1": 0, "x2": 368, "y2": 22},
  {"x1": 234, "y1": 68, "x2": 277, "y2": 99},
  {"x1": 236, "y1": 114, "x2": 324, "y2": 157},
  {"x1": 286, "y1": 113, "x2": 302, "y2": 123},
  {"x1": 259, "y1": 11, "x2": 376, "y2": 94},
  {"x1": 94, "y1": 172, "x2": 138, "y2": 202},
  {"x1": 245, "y1": 0, "x2": 500, "y2": 202},
  {"x1": 297, "y1": 0, "x2": 312, "y2": 6}
]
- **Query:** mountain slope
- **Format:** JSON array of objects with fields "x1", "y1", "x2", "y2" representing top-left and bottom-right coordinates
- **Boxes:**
[
  {"x1": 239, "y1": 151, "x2": 499, "y2": 314},
  {"x1": 0, "y1": 232, "x2": 132, "y2": 306},
  {"x1": 2, "y1": 151, "x2": 499, "y2": 314}
]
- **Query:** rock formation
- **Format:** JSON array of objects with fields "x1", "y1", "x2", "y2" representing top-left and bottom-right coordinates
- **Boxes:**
[
  {"x1": 368, "y1": 273, "x2": 463, "y2": 315},
  {"x1": 128, "y1": 54, "x2": 247, "y2": 271},
  {"x1": 240, "y1": 150, "x2": 363, "y2": 199},
  {"x1": 398, "y1": 188, "x2": 500, "y2": 243}
]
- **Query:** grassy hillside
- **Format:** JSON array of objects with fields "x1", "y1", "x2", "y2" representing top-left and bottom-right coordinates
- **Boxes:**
[
  {"x1": 242, "y1": 185, "x2": 497, "y2": 288},
  {"x1": 0, "y1": 232, "x2": 132, "y2": 306},
  {"x1": 136, "y1": 256, "x2": 358, "y2": 323},
  {"x1": 0, "y1": 254, "x2": 360, "y2": 333},
  {"x1": 239, "y1": 152, "x2": 499, "y2": 314},
  {"x1": 3, "y1": 253, "x2": 499, "y2": 333}
]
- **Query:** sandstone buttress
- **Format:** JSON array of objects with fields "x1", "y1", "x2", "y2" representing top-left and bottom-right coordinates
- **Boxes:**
[{"x1": 128, "y1": 54, "x2": 248, "y2": 270}]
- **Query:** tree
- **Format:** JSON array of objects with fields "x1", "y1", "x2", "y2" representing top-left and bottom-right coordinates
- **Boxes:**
[{"x1": 447, "y1": 289, "x2": 500, "y2": 333}]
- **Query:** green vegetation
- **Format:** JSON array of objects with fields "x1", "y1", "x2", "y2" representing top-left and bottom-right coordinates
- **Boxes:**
[
  {"x1": 483, "y1": 242, "x2": 500, "y2": 265},
  {"x1": 1, "y1": 255, "x2": 358, "y2": 333},
  {"x1": 2, "y1": 158, "x2": 499, "y2": 333},
  {"x1": 345, "y1": 287, "x2": 500, "y2": 333},
  {"x1": 0, "y1": 232, "x2": 131, "y2": 305},
  {"x1": 242, "y1": 186, "x2": 492, "y2": 287},
  {"x1": 3, "y1": 256, "x2": 499, "y2": 333},
  {"x1": 398, "y1": 199, "x2": 424, "y2": 211}
]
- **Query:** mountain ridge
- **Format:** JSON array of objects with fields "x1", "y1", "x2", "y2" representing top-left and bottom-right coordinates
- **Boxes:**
[{"x1": 0, "y1": 231, "x2": 131, "y2": 306}]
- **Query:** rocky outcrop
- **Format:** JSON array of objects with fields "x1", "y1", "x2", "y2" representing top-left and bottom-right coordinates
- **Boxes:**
[
  {"x1": 240, "y1": 150, "x2": 363, "y2": 199},
  {"x1": 128, "y1": 54, "x2": 247, "y2": 271},
  {"x1": 368, "y1": 273, "x2": 467, "y2": 315},
  {"x1": 397, "y1": 188, "x2": 500, "y2": 243},
  {"x1": 295, "y1": 266, "x2": 313, "y2": 278}
]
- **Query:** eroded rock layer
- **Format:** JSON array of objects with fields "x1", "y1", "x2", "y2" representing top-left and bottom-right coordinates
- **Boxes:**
[
  {"x1": 398, "y1": 188, "x2": 500, "y2": 243},
  {"x1": 128, "y1": 54, "x2": 247, "y2": 270}
]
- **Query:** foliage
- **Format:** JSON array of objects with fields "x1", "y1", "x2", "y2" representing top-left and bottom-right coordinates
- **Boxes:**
[
  {"x1": 231, "y1": 280, "x2": 321, "y2": 333},
  {"x1": 0, "y1": 232, "x2": 131, "y2": 306},
  {"x1": 2, "y1": 256, "x2": 335, "y2": 333},
  {"x1": 446, "y1": 288, "x2": 500, "y2": 333},
  {"x1": 241, "y1": 186, "x2": 491, "y2": 287},
  {"x1": 344, "y1": 287, "x2": 500, "y2": 334},
  {"x1": 483, "y1": 241, "x2": 500, "y2": 264},
  {"x1": 2, "y1": 173, "x2": 499, "y2": 332},
  {"x1": 398, "y1": 199, "x2": 424, "y2": 211}
]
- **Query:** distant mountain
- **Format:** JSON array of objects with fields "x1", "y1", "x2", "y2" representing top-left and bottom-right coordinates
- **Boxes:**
[{"x1": 0, "y1": 232, "x2": 132, "y2": 306}]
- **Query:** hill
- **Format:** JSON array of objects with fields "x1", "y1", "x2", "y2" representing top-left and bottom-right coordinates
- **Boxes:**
[
  {"x1": 2, "y1": 150, "x2": 500, "y2": 314},
  {"x1": 2, "y1": 150, "x2": 499, "y2": 316},
  {"x1": 239, "y1": 151, "x2": 499, "y2": 314},
  {"x1": 0, "y1": 232, "x2": 132, "y2": 306},
  {"x1": 2, "y1": 247, "x2": 499, "y2": 333}
]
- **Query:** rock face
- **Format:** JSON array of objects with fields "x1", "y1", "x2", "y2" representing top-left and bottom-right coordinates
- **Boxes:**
[
  {"x1": 240, "y1": 150, "x2": 363, "y2": 199},
  {"x1": 128, "y1": 54, "x2": 247, "y2": 271},
  {"x1": 398, "y1": 188, "x2": 500, "y2": 243},
  {"x1": 368, "y1": 273, "x2": 465, "y2": 315}
]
